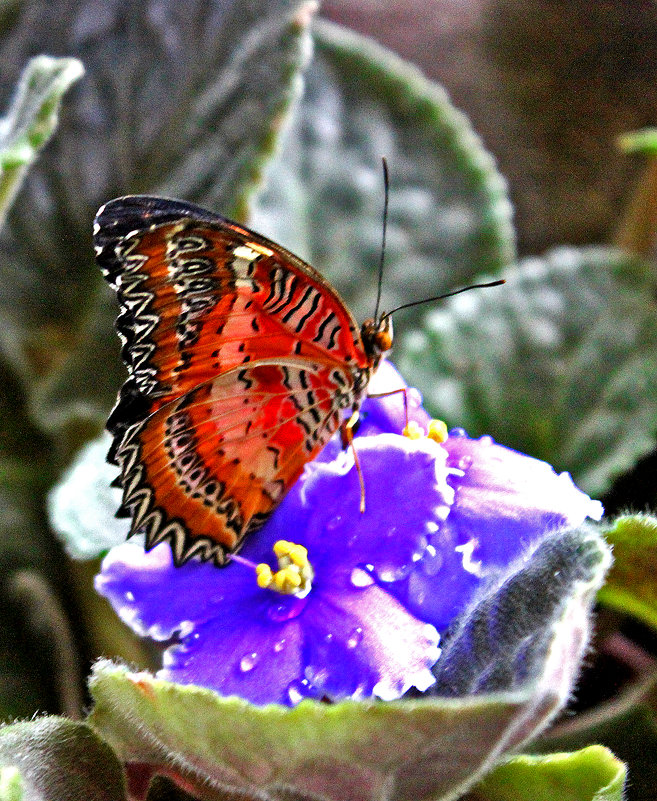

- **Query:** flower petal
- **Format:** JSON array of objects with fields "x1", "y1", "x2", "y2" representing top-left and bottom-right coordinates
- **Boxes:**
[
  {"x1": 160, "y1": 579, "x2": 439, "y2": 705},
  {"x1": 96, "y1": 435, "x2": 449, "y2": 706},
  {"x1": 95, "y1": 543, "x2": 226, "y2": 641},
  {"x1": 443, "y1": 430, "x2": 604, "y2": 567},
  {"x1": 261, "y1": 434, "x2": 454, "y2": 583},
  {"x1": 391, "y1": 431, "x2": 604, "y2": 630}
]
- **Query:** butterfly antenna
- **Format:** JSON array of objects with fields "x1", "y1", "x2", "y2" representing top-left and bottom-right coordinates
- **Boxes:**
[
  {"x1": 374, "y1": 157, "x2": 390, "y2": 322},
  {"x1": 382, "y1": 279, "x2": 505, "y2": 320}
]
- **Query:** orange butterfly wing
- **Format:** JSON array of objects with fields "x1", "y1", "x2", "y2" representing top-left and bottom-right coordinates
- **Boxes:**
[{"x1": 94, "y1": 196, "x2": 373, "y2": 565}]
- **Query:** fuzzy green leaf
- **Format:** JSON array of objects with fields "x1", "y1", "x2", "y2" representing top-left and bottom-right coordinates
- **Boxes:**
[
  {"x1": 87, "y1": 662, "x2": 547, "y2": 801},
  {"x1": 0, "y1": 767, "x2": 23, "y2": 801},
  {"x1": 252, "y1": 19, "x2": 515, "y2": 334},
  {"x1": 398, "y1": 246, "x2": 657, "y2": 496},
  {"x1": 469, "y1": 746, "x2": 626, "y2": 801},
  {"x1": 0, "y1": 717, "x2": 126, "y2": 801},
  {"x1": 0, "y1": 55, "x2": 83, "y2": 228},
  {"x1": 598, "y1": 513, "x2": 657, "y2": 630},
  {"x1": 534, "y1": 707, "x2": 657, "y2": 801}
]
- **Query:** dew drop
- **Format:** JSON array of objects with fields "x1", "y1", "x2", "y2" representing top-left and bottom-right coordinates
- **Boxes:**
[
  {"x1": 457, "y1": 455, "x2": 473, "y2": 470},
  {"x1": 287, "y1": 678, "x2": 314, "y2": 705},
  {"x1": 449, "y1": 427, "x2": 467, "y2": 438},
  {"x1": 347, "y1": 627, "x2": 363, "y2": 649},
  {"x1": 305, "y1": 665, "x2": 330, "y2": 687},
  {"x1": 421, "y1": 545, "x2": 443, "y2": 576},
  {"x1": 267, "y1": 597, "x2": 306, "y2": 622},
  {"x1": 274, "y1": 638, "x2": 286, "y2": 653},
  {"x1": 479, "y1": 435, "x2": 493, "y2": 446},
  {"x1": 124, "y1": 591, "x2": 135, "y2": 602},
  {"x1": 350, "y1": 566, "x2": 375, "y2": 588},
  {"x1": 239, "y1": 652, "x2": 259, "y2": 673},
  {"x1": 376, "y1": 561, "x2": 412, "y2": 583},
  {"x1": 326, "y1": 514, "x2": 343, "y2": 531}
]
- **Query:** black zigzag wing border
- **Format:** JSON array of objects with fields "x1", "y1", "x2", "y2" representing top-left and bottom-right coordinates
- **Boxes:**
[{"x1": 93, "y1": 195, "x2": 224, "y2": 287}]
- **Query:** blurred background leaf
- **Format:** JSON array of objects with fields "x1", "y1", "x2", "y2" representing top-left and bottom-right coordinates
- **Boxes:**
[
  {"x1": 598, "y1": 515, "x2": 657, "y2": 632},
  {"x1": 0, "y1": 55, "x2": 82, "y2": 228},
  {"x1": 0, "y1": 717, "x2": 126, "y2": 801},
  {"x1": 398, "y1": 246, "x2": 657, "y2": 497},
  {"x1": 252, "y1": 19, "x2": 514, "y2": 331},
  {"x1": 322, "y1": 0, "x2": 657, "y2": 255}
]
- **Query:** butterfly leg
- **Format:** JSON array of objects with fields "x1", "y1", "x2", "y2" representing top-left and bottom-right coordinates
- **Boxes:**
[
  {"x1": 341, "y1": 411, "x2": 366, "y2": 514},
  {"x1": 367, "y1": 386, "x2": 409, "y2": 428}
]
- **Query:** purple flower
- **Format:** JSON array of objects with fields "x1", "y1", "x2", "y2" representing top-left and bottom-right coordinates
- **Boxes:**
[{"x1": 96, "y1": 362, "x2": 602, "y2": 706}]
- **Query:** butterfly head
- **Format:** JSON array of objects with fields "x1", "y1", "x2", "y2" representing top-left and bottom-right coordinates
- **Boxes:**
[{"x1": 361, "y1": 314, "x2": 393, "y2": 369}]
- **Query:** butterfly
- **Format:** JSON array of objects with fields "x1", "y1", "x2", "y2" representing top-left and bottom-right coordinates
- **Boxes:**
[{"x1": 94, "y1": 195, "x2": 394, "y2": 567}]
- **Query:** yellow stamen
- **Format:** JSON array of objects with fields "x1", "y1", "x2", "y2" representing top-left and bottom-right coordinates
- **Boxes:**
[
  {"x1": 402, "y1": 420, "x2": 424, "y2": 439},
  {"x1": 256, "y1": 540, "x2": 314, "y2": 597},
  {"x1": 256, "y1": 563, "x2": 273, "y2": 588},
  {"x1": 427, "y1": 419, "x2": 449, "y2": 444}
]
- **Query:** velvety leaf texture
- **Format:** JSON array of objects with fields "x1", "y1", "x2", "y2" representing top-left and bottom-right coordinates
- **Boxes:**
[
  {"x1": 251, "y1": 19, "x2": 515, "y2": 333},
  {"x1": 433, "y1": 526, "x2": 610, "y2": 697},
  {"x1": 535, "y1": 706, "x2": 657, "y2": 801},
  {"x1": 87, "y1": 662, "x2": 554, "y2": 801},
  {"x1": 598, "y1": 513, "x2": 657, "y2": 631},
  {"x1": 469, "y1": 746, "x2": 626, "y2": 801},
  {"x1": 398, "y1": 246, "x2": 657, "y2": 496},
  {"x1": 0, "y1": 0, "x2": 316, "y2": 427},
  {"x1": 0, "y1": 55, "x2": 83, "y2": 229},
  {"x1": 0, "y1": 717, "x2": 126, "y2": 801}
]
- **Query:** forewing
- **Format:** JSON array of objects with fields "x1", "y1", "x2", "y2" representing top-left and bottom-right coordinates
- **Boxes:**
[
  {"x1": 114, "y1": 361, "x2": 349, "y2": 566},
  {"x1": 93, "y1": 196, "x2": 369, "y2": 434}
]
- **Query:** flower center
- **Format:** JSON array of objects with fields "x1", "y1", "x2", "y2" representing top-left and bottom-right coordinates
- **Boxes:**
[
  {"x1": 256, "y1": 540, "x2": 314, "y2": 598},
  {"x1": 403, "y1": 418, "x2": 448, "y2": 443}
]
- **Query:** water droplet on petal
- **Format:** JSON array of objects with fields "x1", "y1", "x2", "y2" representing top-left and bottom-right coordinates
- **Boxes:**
[
  {"x1": 324, "y1": 632, "x2": 334, "y2": 643},
  {"x1": 287, "y1": 678, "x2": 314, "y2": 705},
  {"x1": 326, "y1": 515, "x2": 343, "y2": 531},
  {"x1": 124, "y1": 591, "x2": 135, "y2": 602},
  {"x1": 449, "y1": 427, "x2": 467, "y2": 438},
  {"x1": 267, "y1": 597, "x2": 306, "y2": 622},
  {"x1": 457, "y1": 455, "x2": 473, "y2": 470},
  {"x1": 479, "y1": 435, "x2": 493, "y2": 446},
  {"x1": 305, "y1": 665, "x2": 330, "y2": 687},
  {"x1": 274, "y1": 638, "x2": 286, "y2": 653},
  {"x1": 376, "y1": 561, "x2": 412, "y2": 583},
  {"x1": 421, "y1": 545, "x2": 443, "y2": 576},
  {"x1": 350, "y1": 566, "x2": 375, "y2": 588},
  {"x1": 239, "y1": 652, "x2": 259, "y2": 673},
  {"x1": 347, "y1": 627, "x2": 363, "y2": 649}
]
